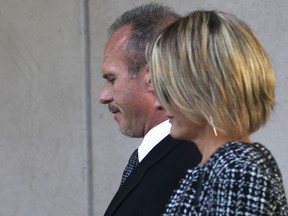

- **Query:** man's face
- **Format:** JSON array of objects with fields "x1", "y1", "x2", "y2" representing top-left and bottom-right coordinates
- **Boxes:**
[{"x1": 99, "y1": 26, "x2": 153, "y2": 138}]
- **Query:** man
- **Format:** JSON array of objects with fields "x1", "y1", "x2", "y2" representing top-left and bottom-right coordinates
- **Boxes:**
[{"x1": 99, "y1": 3, "x2": 201, "y2": 216}]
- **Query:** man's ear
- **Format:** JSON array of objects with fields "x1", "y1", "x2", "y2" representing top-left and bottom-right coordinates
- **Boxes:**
[{"x1": 143, "y1": 64, "x2": 153, "y2": 92}]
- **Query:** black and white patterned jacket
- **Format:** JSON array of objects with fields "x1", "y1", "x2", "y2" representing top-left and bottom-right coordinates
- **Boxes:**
[{"x1": 164, "y1": 141, "x2": 288, "y2": 215}]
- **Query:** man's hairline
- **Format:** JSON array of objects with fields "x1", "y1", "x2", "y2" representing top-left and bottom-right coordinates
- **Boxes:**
[{"x1": 110, "y1": 23, "x2": 146, "y2": 79}]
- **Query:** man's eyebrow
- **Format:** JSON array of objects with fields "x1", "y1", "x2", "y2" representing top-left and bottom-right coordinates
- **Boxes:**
[{"x1": 102, "y1": 73, "x2": 114, "y2": 79}]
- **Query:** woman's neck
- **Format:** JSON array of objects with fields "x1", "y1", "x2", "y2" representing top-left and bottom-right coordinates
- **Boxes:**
[{"x1": 193, "y1": 126, "x2": 251, "y2": 166}]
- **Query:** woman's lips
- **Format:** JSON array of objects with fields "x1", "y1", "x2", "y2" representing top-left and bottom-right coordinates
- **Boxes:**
[{"x1": 167, "y1": 115, "x2": 174, "y2": 123}]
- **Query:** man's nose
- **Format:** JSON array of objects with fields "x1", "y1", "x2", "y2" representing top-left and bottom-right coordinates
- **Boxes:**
[{"x1": 99, "y1": 88, "x2": 112, "y2": 104}]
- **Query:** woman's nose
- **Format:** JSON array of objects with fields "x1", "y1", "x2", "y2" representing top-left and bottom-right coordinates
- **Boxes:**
[{"x1": 154, "y1": 98, "x2": 163, "y2": 110}]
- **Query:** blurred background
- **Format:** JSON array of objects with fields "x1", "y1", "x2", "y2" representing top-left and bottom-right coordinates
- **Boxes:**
[{"x1": 0, "y1": 0, "x2": 287, "y2": 215}]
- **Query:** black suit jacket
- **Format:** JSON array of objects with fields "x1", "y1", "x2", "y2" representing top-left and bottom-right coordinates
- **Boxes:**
[{"x1": 104, "y1": 135, "x2": 201, "y2": 216}]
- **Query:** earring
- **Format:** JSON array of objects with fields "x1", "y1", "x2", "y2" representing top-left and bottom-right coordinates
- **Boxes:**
[{"x1": 209, "y1": 116, "x2": 218, "y2": 136}]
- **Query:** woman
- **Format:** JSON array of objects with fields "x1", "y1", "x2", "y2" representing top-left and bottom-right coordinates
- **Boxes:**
[{"x1": 149, "y1": 10, "x2": 288, "y2": 215}]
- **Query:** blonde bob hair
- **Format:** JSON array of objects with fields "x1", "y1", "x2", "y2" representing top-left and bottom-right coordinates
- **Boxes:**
[{"x1": 150, "y1": 10, "x2": 275, "y2": 137}]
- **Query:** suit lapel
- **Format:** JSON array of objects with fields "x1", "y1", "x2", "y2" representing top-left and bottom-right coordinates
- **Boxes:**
[{"x1": 104, "y1": 135, "x2": 180, "y2": 216}]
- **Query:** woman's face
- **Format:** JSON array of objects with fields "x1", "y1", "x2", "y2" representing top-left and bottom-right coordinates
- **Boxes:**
[{"x1": 155, "y1": 99, "x2": 203, "y2": 141}]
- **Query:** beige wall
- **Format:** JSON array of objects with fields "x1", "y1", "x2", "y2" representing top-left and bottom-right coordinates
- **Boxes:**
[
  {"x1": 0, "y1": 0, "x2": 287, "y2": 215},
  {"x1": 0, "y1": 0, "x2": 89, "y2": 215}
]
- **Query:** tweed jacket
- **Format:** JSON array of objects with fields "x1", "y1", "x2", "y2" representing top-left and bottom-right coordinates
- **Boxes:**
[{"x1": 163, "y1": 141, "x2": 288, "y2": 215}]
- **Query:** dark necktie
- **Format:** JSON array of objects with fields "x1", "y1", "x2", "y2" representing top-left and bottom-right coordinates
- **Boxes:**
[{"x1": 120, "y1": 149, "x2": 139, "y2": 186}]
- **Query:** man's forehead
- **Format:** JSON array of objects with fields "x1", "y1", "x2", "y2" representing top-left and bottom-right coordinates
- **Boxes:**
[
  {"x1": 106, "y1": 25, "x2": 132, "y2": 47},
  {"x1": 101, "y1": 25, "x2": 132, "y2": 75},
  {"x1": 103, "y1": 28, "x2": 130, "y2": 60}
]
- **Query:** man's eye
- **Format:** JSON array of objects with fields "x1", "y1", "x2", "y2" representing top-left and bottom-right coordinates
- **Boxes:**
[{"x1": 107, "y1": 78, "x2": 115, "y2": 84}]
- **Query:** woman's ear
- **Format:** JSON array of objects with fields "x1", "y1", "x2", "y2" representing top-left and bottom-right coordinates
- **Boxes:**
[{"x1": 143, "y1": 64, "x2": 153, "y2": 92}]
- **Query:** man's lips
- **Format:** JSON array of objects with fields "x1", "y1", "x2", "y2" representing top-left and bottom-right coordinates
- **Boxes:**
[{"x1": 108, "y1": 104, "x2": 120, "y2": 114}]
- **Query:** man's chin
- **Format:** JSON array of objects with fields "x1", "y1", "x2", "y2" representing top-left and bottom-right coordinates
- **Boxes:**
[{"x1": 119, "y1": 126, "x2": 133, "y2": 137}]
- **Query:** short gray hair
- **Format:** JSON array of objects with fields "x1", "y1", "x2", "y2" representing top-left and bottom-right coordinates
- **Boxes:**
[{"x1": 109, "y1": 3, "x2": 180, "y2": 77}]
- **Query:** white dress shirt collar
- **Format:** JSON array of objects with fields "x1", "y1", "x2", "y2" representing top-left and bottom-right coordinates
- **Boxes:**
[{"x1": 138, "y1": 120, "x2": 171, "y2": 162}]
